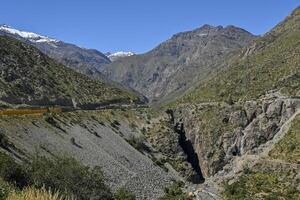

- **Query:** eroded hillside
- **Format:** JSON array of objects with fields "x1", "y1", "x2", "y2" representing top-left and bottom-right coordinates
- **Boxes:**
[
  {"x1": 162, "y1": 6, "x2": 300, "y2": 199},
  {"x1": 103, "y1": 25, "x2": 255, "y2": 102},
  {"x1": 0, "y1": 36, "x2": 140, "y2": 108},
  {"x1": 0, "y1": 108, "x2": 181, "y2": 200}
]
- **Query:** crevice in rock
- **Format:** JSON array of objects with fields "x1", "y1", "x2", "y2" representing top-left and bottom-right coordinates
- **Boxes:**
[
  {"x1": 166, "y1": 109, "x2": 205, "y2": 183},
  {"x1": 175, "y1": 122, "x2": 205, "y2": 184}
]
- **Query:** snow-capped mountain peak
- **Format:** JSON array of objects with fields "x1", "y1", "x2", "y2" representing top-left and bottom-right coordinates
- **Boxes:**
[
  {"x1": 0, "y1": 24, "x2": 59, "y2": 44},
  {"x1": 106, "y1": 51, "x2": 135, "y2": 61}
]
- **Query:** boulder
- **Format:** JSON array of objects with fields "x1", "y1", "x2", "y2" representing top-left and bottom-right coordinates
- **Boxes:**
[{"x1": 229, "y1": 110, "x2": 248, "y2": 127}]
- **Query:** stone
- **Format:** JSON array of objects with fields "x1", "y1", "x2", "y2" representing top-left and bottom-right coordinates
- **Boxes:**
[
  {"x1": 266, "y1": 99, "x2": 284, "y2": 119},
  {"x1": 244, "y1": 101, "x2": 259, "y2": 121},
  {"x1": 281, "y1": 99, "x2": 300, "y2": 123},
  {"x1": 229, "y1": 110, "x2": 248, "y2": 127}
]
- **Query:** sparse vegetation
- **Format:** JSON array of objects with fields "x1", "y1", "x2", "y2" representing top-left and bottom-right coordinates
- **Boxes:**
[
  {"x1": 6, "y1": 187, "x2": 70, "y2": 200},
  {"x1": 159, "y1": 182, "x2": 191, "y2": 200},
  {"x1": 0, "y1": 152, "x2": 139, "y2": 200},
  {"x1": 0, "y1": 36, "x2": 139, "y2": 108},
  {"x1": 269, "y1": 114, "x2": 300, "y2": 163},
  {"x1": 110, "y1": 120, "x2": 121, "y2": 130},
  {"x1": 178, "y1": 11, "x2": 300, "y2": 105},
  {"x1": 113, "y1": 187, "x2": 135, "y2": 200},
  {"x1": 129, "y1": 122, "x2": 138, "y2": 131},
  {"x1": 223, "y1": 168, "x2": 300, "y2": 200},
  {"x1": 0, "y1": 179, "x2": 13, "y2": 200},
  {"x1": 0, "y1": 152, "x2": 28, "y2": 188},
  {"x1": 127, "y1": 135, "x2": 149, "y2": 152},
  {"x1": 26, "y1": 156, "x2": 113, "y2": 200},
  {"x1": 44, "y1": 114, "x2": 65, "y2": 132},
  {"x1": 0, "y1": 132, "x2": 10, "y2": 150},
  {"x1": 153, "y1": 157, "x2": 168, "y2": 172},
  {"x1": 0, "y1": 152, "x2": 115, "y2": 200}
]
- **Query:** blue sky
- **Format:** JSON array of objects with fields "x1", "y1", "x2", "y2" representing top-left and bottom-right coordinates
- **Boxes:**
[{"x1": 1, "y1": 0, "x2": 299, "y2": 53}]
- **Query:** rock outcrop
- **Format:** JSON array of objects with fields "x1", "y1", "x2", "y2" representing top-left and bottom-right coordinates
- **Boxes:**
[{"x1": 172, "y1": 92, "x2": 300, "y2": 178}]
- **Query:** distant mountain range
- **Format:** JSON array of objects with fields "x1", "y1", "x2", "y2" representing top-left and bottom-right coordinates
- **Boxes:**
[
  {"x1": 0, "y1": 35, "x2": 140, "y2": 108},
  {"x1": 0, "y1": 24, "x2": 148, "y2": 102},
  {"x1": 0, "y1": 24, "x2": 256, "y2": 105},
  {"x1": 180, "y1": 6, "x2": 300, "y2": 104},
  {"x1": 0, "y1": 25, "x2": 111, "y2": 79},
  {"x1": 0, "y1": 5, "x2": 300, "y2": 200},
  {"x1": 102, "y1": 25, "x2": 256, "y2": 103},
  {"x1": 167, "y1": 6, "x2": 300, "y2": 198},
  {"x1": 0, "y1": 25, "x2": 135, "y2": 68}
]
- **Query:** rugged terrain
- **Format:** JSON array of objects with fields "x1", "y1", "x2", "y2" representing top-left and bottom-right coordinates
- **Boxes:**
[
  {"x1": 0, "y1": 36, "x2": 140, "y2": 108},
  {"x1": 0, "y1": 5, "x2": 299, "y2": 200},
  {"x1": 103, "y1": 25, "x2": 255, "y2": 102},
  {"x1": 0, "y1": 109, "x2": 179, "y2": 200},
  {"x1": 0, "y1": 25, "x2": 111, "y2": 77},
  {"x1": 162, "y1": 6, "x2": 300, "y2": 199},
  {"x1": 0, "y1": 33, "x2": 180, "y2": 200},
  {"x1": 180, "y1": 6, "x2": 300, "y2": 104}
]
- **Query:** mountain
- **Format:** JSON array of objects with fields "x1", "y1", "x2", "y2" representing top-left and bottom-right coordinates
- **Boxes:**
[
  {"x1": 0, "y1": 25, "x2": 111, "y2": 80},
  {"x1": 180, "y1": 6, "x2": 300, "y2": 104},
  {"x1": 106, "y1": 51, "x2": 135, "y2": 62},
  {"x1": 164, "y1": 5, "x2": 300, "y2": 199},
  {"x1": 0, "y1": 35, "x2": 173, "y2": 200},
  {"x1": 1, "y1": 6, "x2": 300, "y2": 200},
  {"x1": 0, "y1": 36, "x2": 140, "y2": 108},
  {"x1": 103, "y1": 25, "x2": 255, "y2": 102}
]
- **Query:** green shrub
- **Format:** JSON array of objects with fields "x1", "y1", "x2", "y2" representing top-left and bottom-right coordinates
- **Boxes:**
[
  {"x1": 141, "y1": 127, "x2": 147, "y2": 134},
  {"x1": 0, "y1": 130, "x2": 15, "y2": 152},
  {"x1": 129, "y1": 123, "x2": 138, "y2": 131},
  {"x1": 113, "y1": 187, "x2": 135, "y2": 200},
  {"x1": 26, "y1": 156, "x2": 113, "y2": 200},
  {"x1": 0, "y1": 132, "x2": 10, "y2": 149},
  {"x1": 223, "y1": 170, "x2": 300, "y2": 200},
  {"x1": 0, "y1": 179, "x2": 13, "y2": 200},
  {"x1": 44, "y1": 114, "x2": 66, "y2": 132},
  {"x1": 0, "y1": 152, "x2": 28, "y2": 188},
  {"x1": 159, "y1": 182, "x2": 190, "y2": 200},
  {"x1": 127, "y1": 136, "x2": 150, "y2": 152},
  {"x1": 269, "y1": 114, "x2": 300, "y2": 163},
  {"x1": 0, "y1": 152, "x2": 117, "y2": 200}
]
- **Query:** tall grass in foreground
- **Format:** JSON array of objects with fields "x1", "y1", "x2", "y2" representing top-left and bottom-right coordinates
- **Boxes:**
[{"x1": 6, "y1": 187, "x2": 70, "y2": 200}]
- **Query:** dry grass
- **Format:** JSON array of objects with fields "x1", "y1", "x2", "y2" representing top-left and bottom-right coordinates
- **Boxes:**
[
  {"x1": 0, "y1": 108, "x2": 62, "y2": 116},
  {"x1": 6, "y1": 187, "x2": 71, "y2": 200}
]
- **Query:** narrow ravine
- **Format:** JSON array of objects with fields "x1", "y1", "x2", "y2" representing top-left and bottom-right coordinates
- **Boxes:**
[{"x1": 176, "y1": 122, "x2": 205, "y2": 184}]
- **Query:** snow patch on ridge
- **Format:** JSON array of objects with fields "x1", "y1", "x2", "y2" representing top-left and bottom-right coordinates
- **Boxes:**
[
  {"x1": 106, "y1": 51, "x2": 135, "y2": 61},
  {"x1": 0, "y1": 24, "x2": 59, "y2": 44}
]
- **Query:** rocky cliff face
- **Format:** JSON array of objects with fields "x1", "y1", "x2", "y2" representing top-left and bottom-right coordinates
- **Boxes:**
[
  {"x1": 145, "y1": 111, "x2": 203, "y2": 183},
  {"x1": 103, "y1": 25, "x2": 255, "y2": 102},
  {"x1": 172, "y1": 92, "x2": 300, "y2": 178},
  {"x1": 160, "y1": 6, "x2": 300, "y2": 200},
  {"x1": 167, "y1": 6, "x2": 300, "y2": 180}
]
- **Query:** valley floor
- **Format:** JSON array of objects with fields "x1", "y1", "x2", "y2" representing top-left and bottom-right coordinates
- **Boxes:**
[{"x1": 1, "y1": 101, "x2": 299, "y2": 200}]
